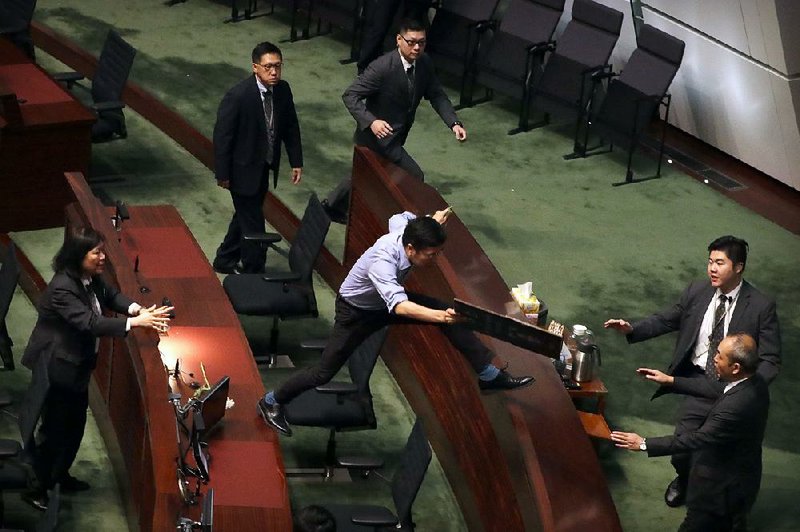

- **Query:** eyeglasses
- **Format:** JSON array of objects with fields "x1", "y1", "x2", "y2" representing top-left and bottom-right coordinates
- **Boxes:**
[
  {"x1": 257, "y1": 62, "x2": 283, "y2": 71},
  {"x1": 399, "y1": 35, "x2": 427, "y2": 47}
]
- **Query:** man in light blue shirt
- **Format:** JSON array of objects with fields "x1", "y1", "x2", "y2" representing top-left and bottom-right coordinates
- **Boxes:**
[{"x1": 258, "y1": 208, "x2": 533, "y2": 436}]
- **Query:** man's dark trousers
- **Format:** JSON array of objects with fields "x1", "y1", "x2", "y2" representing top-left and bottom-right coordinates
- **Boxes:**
[{"x1": 274, "y1": 292, "x2": 492, "y2": 404}]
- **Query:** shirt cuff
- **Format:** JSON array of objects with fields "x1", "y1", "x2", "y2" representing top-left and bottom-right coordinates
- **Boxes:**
[{"x1": 125, "y1": 318, "x2": 132, "y2": 332}]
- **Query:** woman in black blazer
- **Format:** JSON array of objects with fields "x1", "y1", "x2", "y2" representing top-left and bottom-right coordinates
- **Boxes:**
[{"x1": 20, "y1": 227, "x2": 172, "y2": 510}]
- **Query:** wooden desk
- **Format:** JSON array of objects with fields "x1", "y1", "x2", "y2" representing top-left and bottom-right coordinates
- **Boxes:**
[
  {"x1": 347, "y1": 147, "x2": 621, "y2": 531},
  {"x1": 64, "y1": 172, "x2": 292, "y2": 531},
  {"x1": 0, "y1": 37, "x2": 94, "y2": 232}
]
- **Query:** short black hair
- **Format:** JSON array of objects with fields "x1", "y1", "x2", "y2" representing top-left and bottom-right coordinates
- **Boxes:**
[
  {"x1": 52, "y1": 227, "x2": 103, "y2": 276},
  {"x1": 293, "y1": 505, "x2": 336, "y2": 532},
  {"x1": 398, "y1": 18, "x2": 428, "y2": 35},
  {"x1": 402, "y1": 216, "x2": 446, "y2": 250},
  {"x1": 726, "y1": 333, "x2": 758, "y2": 374},
  {"x1": 252, "y1": 41, "x2": 282, "y2": 64},
  {"x1": 708, "y1": 235, "x2": 748, "y2": 270}
]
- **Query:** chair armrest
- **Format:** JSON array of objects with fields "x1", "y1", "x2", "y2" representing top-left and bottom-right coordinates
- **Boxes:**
[
  {"x1": 261, "y1": 272, "x2": 302, "y2": 283},
  {"x1": 300, "y1": 338, "x2": 328, "y2": 351},
  {"x1": 0, "y1": 439, "x2": 21, "y2": 458},
  {"x1": 52, "y1": 71, "x2": 85, "y2": 83},
  {"x1": 474, "y1": 19, "x2": 496, "y2": 32},
  {"x1": 350, "y1": 506, "x2": 397, "y2": 526},
  {"x1": 91, "y1": 100, "x2": 126, "y2": 112},
  {"x1": 315, "y1": 382, "x2": 358, "y2": 395},
  {"x1": 527, "y1": 40, "x2": 555, "y2": 56},
  {"x1": 338, "y1": 455, "x2": 384, "y2": 470},
  {"x1": 591, "y1": 70, "x2": 618, "y2": 81},
  {"x1": 243, "y1": 232, "x2": 282, "y2": 245},
  {"x1": 582, "y1": 64, "x2": 612, "y2": 77}
]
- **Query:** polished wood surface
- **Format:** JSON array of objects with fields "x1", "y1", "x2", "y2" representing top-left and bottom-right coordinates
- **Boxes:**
[
  {"x1": 0, "y1": 37, "x2": 94, "y2": 232},
  {"x1": 347, "y1": 147, "x2": 621, "y2": 532},
  {"x1": 64, "y1": 172, "x2": 292, "y2": 532}
]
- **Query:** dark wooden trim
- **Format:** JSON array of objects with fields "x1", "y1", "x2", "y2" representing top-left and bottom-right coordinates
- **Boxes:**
[{"x1": 0, "y1": 233, "x2": 48, "y2": 304}]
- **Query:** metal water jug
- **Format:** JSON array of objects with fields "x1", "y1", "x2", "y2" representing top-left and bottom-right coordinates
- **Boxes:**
[{"x1": 571, "y1": 329, "x2": 601, "y2": 382}]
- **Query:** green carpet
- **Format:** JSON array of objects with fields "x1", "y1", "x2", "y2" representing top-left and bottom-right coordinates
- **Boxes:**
[{"x1": 1, "y1": 0, "x2": 797, "y2": 530}]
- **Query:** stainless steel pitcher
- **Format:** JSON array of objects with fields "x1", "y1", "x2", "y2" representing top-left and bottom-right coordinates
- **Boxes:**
[{"x1": 571, "y1": 343, "x2": 601, "y2": 382}]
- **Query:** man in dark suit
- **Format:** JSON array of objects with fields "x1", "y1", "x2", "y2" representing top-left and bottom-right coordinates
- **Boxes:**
[
  {"x1": 604, "y1": 235, "x2": 780, "y2": 507},
  {"x1": 213, "y1": 41, "x2": 303, "y2": 274},
  {"x1": 323, "y1": 19, "x2": 465, "y2": 222},
  {"x1": 611, "y1": 333, "x2": 770, "y2": 532}
]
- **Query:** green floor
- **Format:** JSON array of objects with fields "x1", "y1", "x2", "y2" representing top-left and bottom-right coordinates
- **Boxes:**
[{"x1": 1, "y1": 0, "x2": 798, "y2": 530}]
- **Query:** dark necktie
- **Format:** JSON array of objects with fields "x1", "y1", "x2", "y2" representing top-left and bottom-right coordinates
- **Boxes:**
[
  {"x1": 262, "y1": 89, "x2": 274, "y2": 164},
  {"x1": 85, "y1": 282, "x2": 101, "y2": 316},
  {"x1": 706, "y1": 294, "x2": 729, "y2": 374},
  {"x1": 406, "y1": 64, "x2": 415, "y2": 100}
]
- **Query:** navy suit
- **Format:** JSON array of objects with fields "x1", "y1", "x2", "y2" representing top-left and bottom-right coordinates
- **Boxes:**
[
  {"x1": 22, "y1": 271, "x2": 134, "y2": 489},
  {"x1": 213, "y1": 76, "x2": 303, "y2": 272},
  {"x1": 648, "y1": 375, "x2": 770, "y2": 531},
  {"x1": 627, "y1": 279, "x2": 780, "y2": 480}
]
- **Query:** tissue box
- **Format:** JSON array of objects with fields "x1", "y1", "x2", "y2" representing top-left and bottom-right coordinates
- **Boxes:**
[{"x1": 511, "y1": 287, "x2": 540, "y2": 314}]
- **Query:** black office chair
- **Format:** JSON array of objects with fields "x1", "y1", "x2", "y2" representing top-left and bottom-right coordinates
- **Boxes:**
[
  {"x1": 312, "y1": 0, "x2": 365, "y2": 64},
  {"x1": 426, "y1": 0, "x2": 501, "y2": 104},
  {"x1": 468, "y1": 0, "x2": 565, "y2": 111},
  {"x1": 268, "y1": 0, "x2": 314, "y2": 41},
  {"x1": 223, "y1": 193, "x2": 331, "y2": 367},
  {"x1": 522, "y1": 0, "x2": 623, "y2": 135},
  {"x1": 0, "y1": 353, "x2": 50, "y2": 524},
  {"x1": 283, "y1": 327, "x2": 388, "y2": 479},
  {"x1": 0, "y1": 0, "x2": 37, "y2": 60},
  {"x1": 53, "y1": 29, "x2": 137, "y2": 143},
  {"x1": 580, "y1": 24, "x2": 685, "y2": 185},
  {"x1": 322, "y1": 418, "x2": 432, "y2": 531},
  {"x1": 0, "y1": 242, "x2": 20, "y2": 371}
]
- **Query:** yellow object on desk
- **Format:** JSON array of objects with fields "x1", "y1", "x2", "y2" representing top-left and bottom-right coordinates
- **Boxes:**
[{"x1": 511, "y1": 286, "x2": 540, "y2": 314}]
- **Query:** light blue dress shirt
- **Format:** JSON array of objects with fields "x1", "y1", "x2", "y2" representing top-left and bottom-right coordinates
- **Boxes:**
[{"x1": 339, "y1": 212, "x2": 417, "y2": 312}]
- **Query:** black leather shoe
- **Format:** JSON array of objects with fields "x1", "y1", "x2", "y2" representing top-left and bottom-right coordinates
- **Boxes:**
[
  {"x1": 479, "y1": 370, "x2": 535, "y2": 391},
  {"x1": 22, "y1": 490, "x2": 48, "y2": 511},
  {"x1": 212, "y1": 261, "x2": 241, "y2": 275},
  {"x1": 257, "y1": 397, "x2": 292, "y2": 437},
  {"x1": 61, "y1": 474, "x2": 91, "y2": 492},
  {"x1": 664, "y1": 476, "x2": 686, "y2": 507},
  {"x1": 321, "y1": 199, "x2": 347, "y2": 225}
]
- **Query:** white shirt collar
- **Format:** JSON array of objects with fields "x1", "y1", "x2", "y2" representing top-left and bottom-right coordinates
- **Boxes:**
[
  {"x1": 717, "y1": 280, "x2": 742, "y2": 303},
  {"x1": 723, "y1": 375, "x2": 749, "y2": 394},
  {"x1": 398, "y1": 50, "x2": 414, "y2": 71},
  {"x1": 255, "y1": 75, "x2": 271, "y2": 95}
]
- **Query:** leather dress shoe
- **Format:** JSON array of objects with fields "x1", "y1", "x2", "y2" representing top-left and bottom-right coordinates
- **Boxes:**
[
  {"x1": 321, "y1": 199, "x2": 347, "y2": 225},
  {"x1": 22, "y1": 490, "x2": 48, "y2": 511},
  {"x1": 664, "y1": 476, "x2": 686, "y2": 507},
  {"x1": 212, "y1": 261, "x2": 241, "y2": 275},
  {"x1": 61, "y1": 474, "x2": 91, "y2": 492},
  {"x1": 479, "y1": 370, "x2": 535, "y2": 391},
  {"x1": 257, "y1": 397, "x2": 292, "y2": 437}
]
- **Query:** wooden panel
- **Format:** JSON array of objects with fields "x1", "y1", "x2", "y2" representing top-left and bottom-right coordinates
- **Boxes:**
[
  {"x1": 348, "y1": 147, "x2": 622, "y2": 532},
  {"x1": 64, "y1": 172, "x2": 292, "y2": 531}
]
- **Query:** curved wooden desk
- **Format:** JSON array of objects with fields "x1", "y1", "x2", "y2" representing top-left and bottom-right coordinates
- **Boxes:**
[
  {"x1": 64, "y1": 172, "x2": 292, "y2": 531},
  {"x1": 347, "y1": 147, "x2": 621, "y2": 531}
]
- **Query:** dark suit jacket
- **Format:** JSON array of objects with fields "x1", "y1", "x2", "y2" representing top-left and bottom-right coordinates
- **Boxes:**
[
  {"x1": 627, "y1": 280, "x2": 781, "y2": 397},
  {"x1": 21, "y1": 272, "x2": 134, "y2": 392},
  {"x1": 213, "y1": 76, "x2": 303, "y2": 196},
  {"x1": 648, "y1": 374, "x2": 770, "y2": 514},
  {"x1": 342, "y1": 50, "x2": 458, "y2": 160}
]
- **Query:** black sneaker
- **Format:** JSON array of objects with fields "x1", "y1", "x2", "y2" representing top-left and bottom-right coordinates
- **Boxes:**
[
  {"x1": 22, "y1": 490, "x2": 48, "y2": 511},
  {"x1": 61, "y1": 474, "x2": 91, "y2": 492},
  {"x1": 257, "y1": 397, "x2": 292, "y2": 436},
  {"x1": 212, "y1": 260, "x2": 241, "y2": 275},
  {"x1": 479, "y1": 370, "x2": 535, "y2": 391}
]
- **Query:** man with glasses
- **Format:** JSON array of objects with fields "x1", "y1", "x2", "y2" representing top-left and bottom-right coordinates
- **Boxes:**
[
  {"x1": 322, "y1": 19, "x2": 465, "y2": 222},
  {"x1": 212, "y1": 41, "x2": 303, "y2": 275},
  {"x1": 258, "y1": 209, "x2": 534, "y2": 437}
]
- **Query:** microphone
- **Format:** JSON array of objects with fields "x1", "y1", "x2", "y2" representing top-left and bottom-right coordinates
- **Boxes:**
[{"x1": 163, "y1": 296, "x2": 176, "y2": 318}]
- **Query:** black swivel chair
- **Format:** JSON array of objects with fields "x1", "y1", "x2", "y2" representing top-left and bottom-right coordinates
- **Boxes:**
[
  {"x1": 312, "y1": 0, "x2": 366, "y2": 64},
  {"x1": 523, "y1": 0, "x2": 623, "y2": 135},
  {"x1": 53, "y1": 29, "x2": 137, "y2": 143},
  {"x1": 322, "y1": 418, "x2": 432, "y2": 531},
  {"x1": 468, "y1": 0, "x2": 564, "y2": 111},
  {"x1": 223, "y1": 194, "x2": 331, "y2": 367},
  {"x1": 0, "y1": 0, "x2": 37, "y2": 60},
  {"x1": 425, "y1": 0, "x2": 501, "y2": 105},
  {"x1": 0, "y1": 354, "x2": 50, "y2": 524},
  {"x1": 0, "y1": 242, "x2": 21, "y2": 371},
  {"x1": 283, "y1": 327, "x2": 388, "y2": 480},
  {"x1": 580, "y1": 24, "x2": 685, "y2": 185}
]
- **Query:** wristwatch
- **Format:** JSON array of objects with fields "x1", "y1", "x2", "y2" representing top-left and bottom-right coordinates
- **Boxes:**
[{"x1": 639, "y1": 438, "x2": 647, "y2": 451}]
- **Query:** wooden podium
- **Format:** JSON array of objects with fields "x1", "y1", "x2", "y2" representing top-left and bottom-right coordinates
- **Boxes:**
[
  {"x1": 63, "y1": 172, "x2": 292, "y2": 531},
  {"x1": 346, "y1": 147, "x2": 621, "y2": 531}
]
